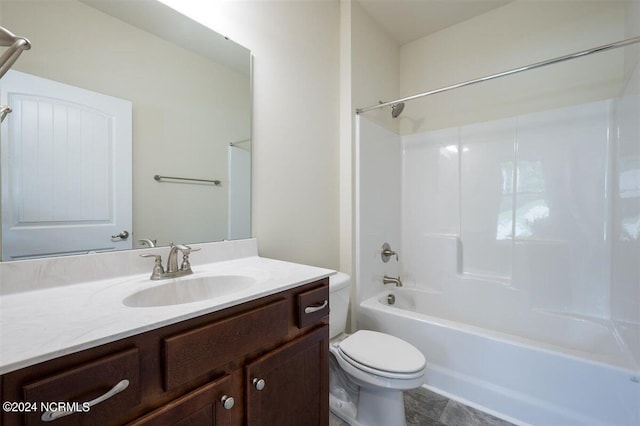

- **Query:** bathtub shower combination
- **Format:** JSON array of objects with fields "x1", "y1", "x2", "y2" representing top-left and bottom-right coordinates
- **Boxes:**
[{"x1": 355, "y1": 38, "x2": 640, "y2": 425}]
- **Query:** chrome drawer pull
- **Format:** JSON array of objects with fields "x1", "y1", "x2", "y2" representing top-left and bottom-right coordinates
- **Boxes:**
[
  {"x1": 41, "y1": 379, "x2": 129, "y2": 422},
  {"x1": 304, "y1": 300, "x2": 328, "y2": 314}
]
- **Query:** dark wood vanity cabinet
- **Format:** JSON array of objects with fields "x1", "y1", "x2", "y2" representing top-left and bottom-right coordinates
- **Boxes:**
[
  {"x1": 245, "y1": 326, "x2": 328, "y2": 425},
  {"x1": 0, "y1": 278, "x2": 329, "y2": 426}
]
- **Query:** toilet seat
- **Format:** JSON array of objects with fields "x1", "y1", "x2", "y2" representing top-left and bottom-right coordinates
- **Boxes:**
[{"x1": 336, "y1": 330, "x2": 426, "y2": 380}]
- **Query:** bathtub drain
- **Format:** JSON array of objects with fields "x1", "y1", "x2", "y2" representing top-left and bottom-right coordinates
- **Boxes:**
[{"x1": 387, "y1": 293, "x2": 395, "y2": 305}]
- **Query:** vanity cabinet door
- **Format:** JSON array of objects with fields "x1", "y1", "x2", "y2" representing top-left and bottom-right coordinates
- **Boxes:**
[
  {"x1": 245, "y1": 325, "x2": 328, "y2": 426},
  {"x1": 130, "y1": 374, "x2": 237, "y2": 426}
]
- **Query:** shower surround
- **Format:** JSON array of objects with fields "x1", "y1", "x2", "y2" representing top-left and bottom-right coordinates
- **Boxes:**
[{"x1": 355, "y1": 89, "x2": 639, "y2": 424}]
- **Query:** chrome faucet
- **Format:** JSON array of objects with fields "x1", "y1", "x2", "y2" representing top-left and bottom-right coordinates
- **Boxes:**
[
  {"x1": 166, "y1": 243, "x2": 191, "y2": 274},
  {"x1": 140, "y1": 243, "x2": 200, "y2": 280},
  {"x1": 383, "y1": 275, "x2": 402, "y2": 287},
  {"x1": 138, "y1": 238, "x2": 156, "y2": 248}
]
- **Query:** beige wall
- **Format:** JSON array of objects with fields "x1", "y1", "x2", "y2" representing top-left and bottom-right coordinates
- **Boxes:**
[
  {"x1": 399, "y1": 0, "x2": 627, "y2": 134},
  {"x1": 624, "y1": 0, "x2": 640, "y2": 88},
  {"x1": 1, "y1": 0, "x2": 250, "y2": 248},
  {"x1": 338, "y1": 0, "x2": 400, "y2": 276},
  {"x1": 339, "y1": 0, "x2": 353, "y2": 274},
  {"x1": 159, "y1": 0, "x2": 341, "y2": 269},
  {"x1": 350, "y1": 0, "x2": 400, "y2": 134}
]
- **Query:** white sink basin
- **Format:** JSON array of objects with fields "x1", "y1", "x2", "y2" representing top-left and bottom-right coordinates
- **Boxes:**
[{"x1": 123, "y1": 275, "x2": 256, "y2": 307}]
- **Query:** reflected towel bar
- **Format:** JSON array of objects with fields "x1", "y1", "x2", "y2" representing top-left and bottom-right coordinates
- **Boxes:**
[{"x1": 154, "y1": 174, "x2": 221, "y2": 185}]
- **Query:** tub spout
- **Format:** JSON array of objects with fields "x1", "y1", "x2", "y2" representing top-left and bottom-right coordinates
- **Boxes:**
[{"x1": 383, "y1": 275, "x2": 402, "y2": 287}]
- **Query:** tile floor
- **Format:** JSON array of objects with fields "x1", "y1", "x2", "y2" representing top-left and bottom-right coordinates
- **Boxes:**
[{"x1": 330, "y1": 387, "x2": 515, "y2": 426}]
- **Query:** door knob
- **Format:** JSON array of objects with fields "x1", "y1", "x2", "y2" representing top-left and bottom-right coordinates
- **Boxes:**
[
  {"x1": 0, "y1": 105, "x2": 12, "y2": 123},
  {"x1": 252, "y1": 378, "x2": 265, "y2": 391},
  {"x1": 221, "y1": 395, "x2": 234, "y2": 410},
  {"x1": 111, "y1": 230, "x2": 129, "y2": 241}
]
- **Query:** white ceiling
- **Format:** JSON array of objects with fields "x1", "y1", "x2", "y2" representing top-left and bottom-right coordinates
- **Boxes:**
[{"x1": 357, "y1": 0, "x2": 514, "y2": 45}]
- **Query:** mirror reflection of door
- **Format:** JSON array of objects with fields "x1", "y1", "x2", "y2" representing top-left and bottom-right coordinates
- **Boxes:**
[{"x1": 1, "y1": 70, "x2": 132, "y2": 260}]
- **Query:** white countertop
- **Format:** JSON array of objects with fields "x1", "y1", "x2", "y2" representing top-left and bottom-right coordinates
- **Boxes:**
[{"x1": 0, "y1": 255, "x2": 334, "y2": 374}]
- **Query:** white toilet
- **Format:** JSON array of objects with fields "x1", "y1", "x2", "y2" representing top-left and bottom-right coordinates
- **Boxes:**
[{"x1": 329, "y1": 272, "x2": 426, "y2": 426}]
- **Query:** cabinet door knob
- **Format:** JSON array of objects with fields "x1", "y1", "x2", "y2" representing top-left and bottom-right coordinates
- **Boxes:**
[
  {"x1": 221, "y1": 395, "x2": 234, "y2": 410},
  {"x1": 252, "y1": 377, "x2": 266, "y2": 391}
]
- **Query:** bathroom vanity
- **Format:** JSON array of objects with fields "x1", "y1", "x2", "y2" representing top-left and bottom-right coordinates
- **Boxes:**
[{"x1": 0, "y1": 240, "x2": 332, "y2": 425}]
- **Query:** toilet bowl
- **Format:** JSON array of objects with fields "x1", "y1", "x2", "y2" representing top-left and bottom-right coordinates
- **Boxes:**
[{"x1": 329, "y1": 273, "x2": 426, "y2": 426}]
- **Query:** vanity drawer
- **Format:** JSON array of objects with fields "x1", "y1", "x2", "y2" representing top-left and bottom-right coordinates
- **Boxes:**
[
  {"x1": 296, "y1": 281, "x2": 329, "y2": 329},
  {"x1": 22, "y1": 347, "x2": 140, "y2": 426},
  {"x1": 163, "y1": 299, "x2": 289, "y2": 390}
]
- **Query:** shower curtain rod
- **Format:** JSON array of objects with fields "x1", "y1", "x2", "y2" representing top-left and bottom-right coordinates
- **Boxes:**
[{"x1": 356, "y1": 35, "x2": 640, "y2": 115}]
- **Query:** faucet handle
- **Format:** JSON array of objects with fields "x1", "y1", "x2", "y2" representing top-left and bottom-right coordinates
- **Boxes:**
[
  {"x1": 381, "y1": 243, "x2": 398, "y2": 262},
  {"x1": 140, "y1": 254, "x2": 164, "y2": 280},
  {"x1": 179, "y1": 247, "x2": 201, "y2": 272},
  {"x1": 175, "y1": 244, "x2": 196, "y2": 254}
]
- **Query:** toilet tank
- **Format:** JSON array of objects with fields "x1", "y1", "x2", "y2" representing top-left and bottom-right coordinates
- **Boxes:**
[{"x1": 329, "y1": 272, "x2": 351, "y2": 339}]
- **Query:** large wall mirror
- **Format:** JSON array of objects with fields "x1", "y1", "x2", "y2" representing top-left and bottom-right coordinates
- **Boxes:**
[{"x1": 0, "y1": 0, "x2": 252, "y2": 260}]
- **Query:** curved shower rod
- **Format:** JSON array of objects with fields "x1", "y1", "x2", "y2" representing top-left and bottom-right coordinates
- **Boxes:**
[
  {"x1": 357, "y1": 35, "x2": 640, "y2": 115},
  {"x1": 0, "y1": 25, "x2": 30, "y2": 80}
]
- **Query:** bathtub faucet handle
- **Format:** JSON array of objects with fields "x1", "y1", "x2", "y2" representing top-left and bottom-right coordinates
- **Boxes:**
[
  {"x1": 381, "y1": 242, "x2": 398, "y2": 262},
  {"x1": 383, "y1": 275, "x2": 402, "y2": 287}
]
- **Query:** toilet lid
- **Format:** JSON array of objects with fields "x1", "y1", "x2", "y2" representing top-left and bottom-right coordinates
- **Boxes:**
[{"x1": 338, "y1": 330, "x2": 425, "y2": 374}]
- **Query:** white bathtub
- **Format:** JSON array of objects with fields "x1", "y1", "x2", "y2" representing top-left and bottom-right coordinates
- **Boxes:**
[{"x1": 357, "y1": 289, "x2": 640, "y2": 426}]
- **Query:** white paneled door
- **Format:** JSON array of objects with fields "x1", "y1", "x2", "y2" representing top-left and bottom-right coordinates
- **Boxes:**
[{"x1": 1, "y1": 71, "x2": 132, "y2": 260}]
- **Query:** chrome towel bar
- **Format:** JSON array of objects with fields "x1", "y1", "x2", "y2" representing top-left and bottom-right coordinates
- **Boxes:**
[{"x1": 153, "y1": 174, "x2": 221, "y2": 185}]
